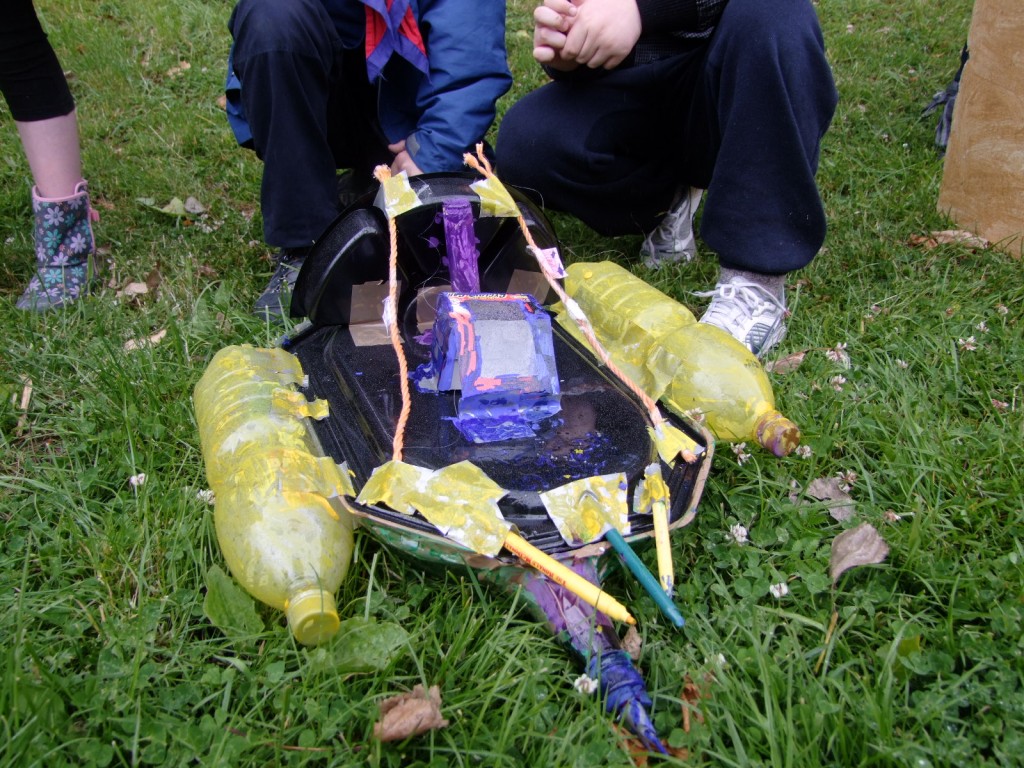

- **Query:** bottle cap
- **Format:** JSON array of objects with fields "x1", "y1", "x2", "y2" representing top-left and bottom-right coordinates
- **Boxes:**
[
  {"x1": 286, "y1": 588, "x2": 341, "y2": 646},
  {"x1": 755, "y1": 410, "x2": 801, "y2": 458}
]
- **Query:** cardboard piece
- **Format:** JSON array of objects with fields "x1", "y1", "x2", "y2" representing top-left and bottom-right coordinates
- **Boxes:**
[{"x1": 937, "y1": 0, "x2": 1024, "y2": 257}]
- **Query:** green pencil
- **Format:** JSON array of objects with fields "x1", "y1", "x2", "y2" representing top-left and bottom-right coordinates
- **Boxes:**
[{"x1": 606, "y1": 529, "x2": 685, "y2": 628}]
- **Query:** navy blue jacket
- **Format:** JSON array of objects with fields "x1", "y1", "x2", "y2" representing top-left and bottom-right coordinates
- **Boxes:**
[{"x1": 227, "y1": 0, "x2": 512, "y2": 173}]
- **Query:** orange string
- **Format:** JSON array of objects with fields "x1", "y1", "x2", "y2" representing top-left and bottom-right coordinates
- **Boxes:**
[
  {"x1": 374, "y1": 165, "x2": 413, "y2": 462},
  {"x1": 463, "y1": 145, "x2": 668, "y2": 431}
]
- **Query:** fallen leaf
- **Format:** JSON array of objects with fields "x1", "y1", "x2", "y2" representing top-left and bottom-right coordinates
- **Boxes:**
[
  {"x1": 116, "y1": 281, "x2": 149, "y2": 298},
  {"x1": 184, "y1": 196, "x2": 206, "y2": 215},
  {"x1": 166, "y1": 61, "x2": 191, "y2": 77},
  {"x1": 373, "y1": 685, "x2": 448, "y2": 742},
  {"x1": 145, "y1": 264, "x2": 163, "y2": 292},
  {"x1": 908, "y1": 229, "x2": 988, "y2": 250},
  {"x1": 137, "y1": 196, "x2": 188, "y2": 218},
  {"x1": 123, "y1": 328, "x2": 167, "y2": 352},
  {"x1": 680, "y1": 673, "x2": 711, "y2": 734},
  {"x1": 621, "y1": 626, "x2": 643, "y2": 660},
  {"x1": 614, "y1": 724, "x2": 689, "y2": 763},
  {"x1": 15, "y1": 376, "x2": 33, "y2": 435},
  {"x1": 830, "y1": 523, "x2": 889, "y2": 583},
  {"x1": 17, "y1": 376, "x2": 32, "y2": 411},
  {"x1": 216, "y1": 94, "x2": 228, "y2": 110},
  {"x1": 198, "y1": 263, "x2": 219, "y2": 278},
  {"x1": 764, "y1": 349, "x2": 807, "y2": 374},
  {"x1": 804, "y1": 476, "x2": 856, "y2": 521}
]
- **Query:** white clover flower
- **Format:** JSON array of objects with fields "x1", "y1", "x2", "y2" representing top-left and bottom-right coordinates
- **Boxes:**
[
  {"x1": 896, "y1": 359, "x2": 909, "y2": 369},
  {"x1": 996, "y1": 304, "x2": 1008, "y2": 316},
  {"x1": 707, "y1": 653, "x2": 728, "y2": 668},
  {"x1": 128, "y1": 473, "x2": 147, "y2": 487},
  {"x1": 975, "y1": 321, "x2": 988, "y2": 333},
  {"x1": 992, "y1": 399, "x2": 1010, "y2": 412},
  {"x1": 795, "y1": 445, "x2": 813, "y2": 459},
  {"x1": 727, "y1": 524, "x2": 749, "y2": 546},
  {"x1": 730, "y1": 442, "x2": 751, "y2": 465},
  {"x1": 573, "y1": 674, "x2": 599, "y2": 695},
  {"x1": 769, "y1": 582, "x2": 789, "y2": 599},
  {"x1": 836, "y1": 470, "x2": 858, "y2": 491},
  {"x1": 883, "y1": 510, "x2": 902, "y2": 523},
  {"x1": 825, "y1": 342, "x2": 849, "y2": 366},
  {"x1": 196, "y1": 489, "x2": 216, "y2": 505},
  {"x1": 830, "y1": 375, "x2": 847, "y2": 392},
  {"x1": 958, "y1": 336, "x2": 978, "y2": 351}
]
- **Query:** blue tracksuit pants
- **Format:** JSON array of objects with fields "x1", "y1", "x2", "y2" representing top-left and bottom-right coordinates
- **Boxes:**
[
  {"x1": 227, "y1": 0, "x2": 390, "y2": 249},
  {"x1": 495, "y1": 0, "x2": 838, "y2": 274}
]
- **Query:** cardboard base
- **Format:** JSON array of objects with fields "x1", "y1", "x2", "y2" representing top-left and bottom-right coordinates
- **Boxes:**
[{"x1": 937, "y1": 0, "x2": 1024, "y2": 257}]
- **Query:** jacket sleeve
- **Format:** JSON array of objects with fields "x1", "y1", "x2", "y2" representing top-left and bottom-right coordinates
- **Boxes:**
[
  {"x1": 406, "y1": 0, "x2": 513, "y2": 172},
  {"x1": 636, "y1": 0, "x2": 729, "y2": 37}
]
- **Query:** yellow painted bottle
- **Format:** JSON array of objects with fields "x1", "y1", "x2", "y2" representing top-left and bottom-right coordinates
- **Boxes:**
[
  {"x1": 563, "y1": 261, "x2": 800, "y2": 457},
  {"x1": 195, "y1": 345, "x2": 355, "y2": 645},
  {"x1": 213, "y1": 449, "x2": 355, "y2": 646}
]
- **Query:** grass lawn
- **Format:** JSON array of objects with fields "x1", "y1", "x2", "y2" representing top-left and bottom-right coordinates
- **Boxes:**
[{"x1": 2, "y1": 0, "x2": 1022, "y2": 765}]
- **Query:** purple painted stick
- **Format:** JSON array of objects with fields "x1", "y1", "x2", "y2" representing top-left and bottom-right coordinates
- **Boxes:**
[{"x1": 443, "y1": 198, "x2": 480, "y2": 293}]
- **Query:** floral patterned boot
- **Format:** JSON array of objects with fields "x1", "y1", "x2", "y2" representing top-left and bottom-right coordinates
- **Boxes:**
[{"x1": 16, "y1": 180, "x2": 99, "y2": 311}]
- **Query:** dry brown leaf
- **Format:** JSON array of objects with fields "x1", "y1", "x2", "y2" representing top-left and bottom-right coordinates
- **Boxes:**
[
  {"x1": 804, "y1": 477, "x2": 856, "y2": 521},
  {"x1": 123, "y1": 328, "x2": 167, "y2": 352},
  {"x1": 764, "y1": 349, "x2": 807, "y2": 374},
  {"x1": 680, "y1": 673, "x2": 712, "y2": 734},
  {"x1": 830, "y1": 523, "x2": 889, "y2": 583},
  {"x1": 166, "y1": 61, "x2": 191, "y2": 77},
  {"x1": 116, "y1": 282, "x2": 149, "y2": 298},
  {"x1": 621, "y1": 625, "x2": 643, "y2": 661},
  {"x1": 373, "y1": 684, "x2": 448, "y2": 742},
  {"x1": 908, "y1": 229, "x2": 989, "y2": 250},
  {"x1": 216, "y1": 94, "x2": 228, "y2": 111},
  {"x1": 145, "y1": 264, "x2": 163, "y2": 292},
  {"x1": 15, "y1": 376, "x2": 33, "y2": 436},
  {"x1": 613, "y1": 724, "x2": 689, "y2": 764},
  {"x1": 184, "y1": 196, "x2": 206, "y2": 215}
]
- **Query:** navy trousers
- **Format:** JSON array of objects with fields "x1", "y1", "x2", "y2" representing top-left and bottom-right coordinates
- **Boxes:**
[
  {"x1": 495, "y1": 0, "x2": 838, "y2": 274},
  {"x1": 228, "y1": 0, "x2": 390, "y2": 249}
]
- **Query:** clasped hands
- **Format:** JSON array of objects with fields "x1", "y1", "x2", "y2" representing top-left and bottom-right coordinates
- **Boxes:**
[{"x1": 533, "y1": 0, "x2": 642, "y2": 71}]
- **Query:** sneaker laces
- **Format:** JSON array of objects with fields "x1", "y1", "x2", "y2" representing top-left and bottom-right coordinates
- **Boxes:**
[
  {"x1": 694, "y1": 279, "x2": 784, "y2": 327},
  {"x1": 694, "y1": 278, "x2": 788, "y2": 356}
]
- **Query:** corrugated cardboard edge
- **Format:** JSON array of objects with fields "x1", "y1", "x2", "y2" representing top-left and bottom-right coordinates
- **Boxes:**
[{"x1": 937, "y1": 0, "x2": 1024, "y2": 258}]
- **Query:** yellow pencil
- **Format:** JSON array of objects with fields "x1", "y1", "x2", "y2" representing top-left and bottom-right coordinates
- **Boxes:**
[
  {"x1": 504, "y1": 531, "x2": 636, "y2": 625},
  {"x1": 652, "y1": 499, "x2": 675, "y2": 596}
]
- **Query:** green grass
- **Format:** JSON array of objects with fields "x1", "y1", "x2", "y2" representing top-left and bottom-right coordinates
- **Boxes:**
[{"x1": 2, "y1": 0, "x2": 1022, "y2": 766}]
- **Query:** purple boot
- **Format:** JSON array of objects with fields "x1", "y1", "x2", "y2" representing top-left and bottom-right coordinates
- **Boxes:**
[{"x1": 17, "y1": 181, "x2": 99, "y2": 311}]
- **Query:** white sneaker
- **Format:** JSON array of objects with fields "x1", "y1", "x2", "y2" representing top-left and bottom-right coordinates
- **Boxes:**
[
  {"x1": 695, "y1": 277, "x2": 788, "y2": 357},
  {"x1": 640, "y1": 187, "x2": 704, "y2": 269}
]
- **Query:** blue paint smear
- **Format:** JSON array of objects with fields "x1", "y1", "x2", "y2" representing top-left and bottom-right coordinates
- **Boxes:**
[{"x1": 411, "y1": 292, "x2": 562, "y2": 443}]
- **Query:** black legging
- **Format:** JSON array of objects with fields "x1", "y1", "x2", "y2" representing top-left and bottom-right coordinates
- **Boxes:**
[{"x1": 0, "y1": 0, "x2": 75, "y2": 121}]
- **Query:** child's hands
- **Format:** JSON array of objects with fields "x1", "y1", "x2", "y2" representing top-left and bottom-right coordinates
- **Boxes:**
[
  {"x1": 533, "y1": 0, "x2": 580, "y2": 70},
  {"x1": 389, "y1": 140, "x2": 423, "y2": 177},
  {"x1": 563, "y1": 0, "x2": 641, "y2": 70}
]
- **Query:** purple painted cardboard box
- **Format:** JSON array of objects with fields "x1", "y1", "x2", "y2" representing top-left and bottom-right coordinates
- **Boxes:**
[{"x1": 413, "y1": 292, "x2": 562, "y2": 443}]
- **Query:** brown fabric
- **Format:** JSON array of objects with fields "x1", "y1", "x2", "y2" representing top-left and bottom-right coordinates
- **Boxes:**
[{"x1": 938, "y1": 0, "x2": 1024, "y2": 257}]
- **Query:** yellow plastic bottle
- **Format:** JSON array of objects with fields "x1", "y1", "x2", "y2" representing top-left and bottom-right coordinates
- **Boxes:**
[
  {"x1": 194, "y1": 345, "x2": 355, "y2": 645},
  {"x1": 562, "y1": 262, "x2": 800, "y2": 457}
]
